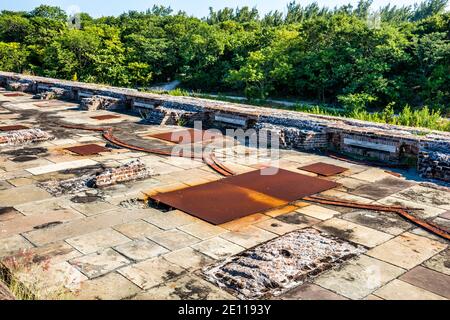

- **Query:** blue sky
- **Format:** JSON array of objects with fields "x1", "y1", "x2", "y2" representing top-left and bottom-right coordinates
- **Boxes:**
[{"x1": 0, "y1": 1, "x2": 436, "y2": 18}]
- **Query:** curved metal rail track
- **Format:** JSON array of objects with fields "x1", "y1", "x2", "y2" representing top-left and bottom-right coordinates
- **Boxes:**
[{"x1": 59, "y1": 123, "x2": 235, "y2": 176}]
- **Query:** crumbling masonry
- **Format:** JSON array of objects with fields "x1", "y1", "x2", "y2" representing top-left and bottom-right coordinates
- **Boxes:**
[{"x1": 1, "y1": 71, "x2": 449, "y2": 182}]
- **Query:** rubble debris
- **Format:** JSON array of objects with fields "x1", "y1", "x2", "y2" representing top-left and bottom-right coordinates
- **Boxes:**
[
  {"x1": 255, "y1": 123, "x2": 328, "y2": 150},
  {"x1": 119, "y1": 198, "x2": 148, "y2": 209},
  {"x1": 0, "y1": 129, "x2": 54, "y2": 146},
  {"x1": 94, "y1": 160, "x2": 153, "y2": 188},
  {"x1": 65, "y1": 144, "x2": 110, "y2": 156},
  {"x1": 32, "y1": 88, "x2": 66, "y2": 100},
  {"x1": 418, "y1": 140, "x2": 450, "y2": 182},
  {"x1": 299, "y1": 162, "x2": 348, "y2": 176},
  {"x1": 150, "y1": 168, "x2": 339, "y2": 225},
  {"x1": 6, "y1": 81, "x2": 33, "y2": 92},
  {"x1": 80, "y1": 95, "x2": 121, "y2": 111},
  {"x1": 38, "y1": 174, "x2": 95, "y2": 197},
  {"x1": 203, "y1": 228, "x2": 365, "y2": 299},
  {"x1": 38, "y1": 160, "x2": 153, "y2": 196}
]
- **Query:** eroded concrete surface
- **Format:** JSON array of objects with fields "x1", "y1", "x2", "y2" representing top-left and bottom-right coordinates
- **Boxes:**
[{"x1": 0, "y1": 91, "x2": 449, "y2": 300}]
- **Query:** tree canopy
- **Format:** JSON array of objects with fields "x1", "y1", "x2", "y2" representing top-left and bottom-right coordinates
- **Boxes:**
[{"x1": 0, "y1": 1, "x2": 449, "y2": 113}]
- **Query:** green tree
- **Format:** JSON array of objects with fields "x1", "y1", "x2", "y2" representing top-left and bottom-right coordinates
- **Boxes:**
[{"x1": 0, "y1": 42, "x2": 28, "y2": 72}]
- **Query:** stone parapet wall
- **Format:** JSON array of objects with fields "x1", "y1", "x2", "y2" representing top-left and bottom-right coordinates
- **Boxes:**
[
  {"x1": 1, "y1": 71, "x2": 449, "y2": 182},
  {"x1": 256, "y1": 123, "x2": 328, "y2": 150}
]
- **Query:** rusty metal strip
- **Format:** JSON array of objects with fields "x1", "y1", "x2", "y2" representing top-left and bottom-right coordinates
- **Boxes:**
[
  {"x1": 303, "y1": 195, "x2": 450, "y2": 241},
  {"x1": 58, "y1": 123, "x2": 235, "y2": 177},
  {"x1": 0, "y1": 125, "x2": 29, "y2": 131}
]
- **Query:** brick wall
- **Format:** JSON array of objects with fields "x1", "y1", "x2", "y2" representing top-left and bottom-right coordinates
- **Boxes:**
[{"x1": 94, "y1": 160, "x2": 153, "y2": 188}]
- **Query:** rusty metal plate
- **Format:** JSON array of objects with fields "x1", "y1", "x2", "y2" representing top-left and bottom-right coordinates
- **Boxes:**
[
  {"x1": 2, "y1": 93, "x2": 25, "y2": 97},
  {"x1": 149, "y1": 128, "x2": 222, "y2": 144},
  {"x1": 90, "y1": 115, "x2": 121, "y2": 120},
  {"x1": 0, "y1": 125, "x2": 29, "y2": 131},
  {"x1": 299, "y1": 162, "x2": 348, "y2": 176},
  {"x1": 65, "y1": 144, "x2": 110, "y2": 156},
  {"x1": 150, "y1": 168, "x2": 339, "y2": 225},
  {"x1": 34, "y1": 101, "x2": 68, "y2": 108}
]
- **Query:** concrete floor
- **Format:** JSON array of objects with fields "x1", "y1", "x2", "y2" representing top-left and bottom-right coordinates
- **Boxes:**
[{"x1": 0, "y1": 92, "x2": 449, "y2": 300}]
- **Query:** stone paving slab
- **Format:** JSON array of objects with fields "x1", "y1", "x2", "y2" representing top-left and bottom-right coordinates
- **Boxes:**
[
  {"x1": 281, "y1": 283, "x2": 348, "y2": 300},
  {"x1": 149, "y1": 229, "x2": 201, "y2": 251},
  {"x1": 393, "y1": 185, "x2": 450, "y2": 210},
  {"x1": 113, "y1": 220, "x2": 163, "y2": 240},
  {"x1": 0, "y1": 185, "x2": 52, "y2": 206},
  {"x1": 0, "y1": 234, "x2": 33, "y2": 258},
  {"x1": 114, "y1": 239, "x2": 169, "y2": 261},
  {"x1": 295, "y1": 205, "x2": 340, "y2": 221},
  {"x1": 366, "y1": 232, "x2": 447, "y2": 269},
  {"x1": 349, "y1": 177, "x2": 415, "y2": 200},
  {"x1": 191, "y1": 237, "x2": 245, "y2": 260},
  {"x1": 163, "y1": 247, "x2": 214, "y2": 270},
  {"x1": 423, "y1": 249, "x2": 450, "y2": 276},
  {"x1": 25, "y1": 159, "x2": 98, "y2": 175},
  {"x1": 314, "y1": 255, "x2": 405, "y2": 300},
  {"x1": 133, "y1": 274, "x2": 235, "y2": 300},
  {"x1": 399, "y1": 266, "x2": 450, "y2": 299},
  {"x1": 143, "y1": 209, "x2": 199, "y2": 230},
  {"x1": 23, "y1": 209, "x2": 153, "y2": 246},
  {"x1": 373, "y1": 279, "x2": 446, "y2": 300},
  {"x1": 220, "y1": 226, "x2": 277, "y2": 249},
  {"x1": 66, "y1": 228, "x2": 131, "y2": 254},
  {"x1": 70, "y1": 248, "x2": 131, "y2": 279},
  {"x1": 340, "y1": 210, "x2": 413, "y2": 236},
  {"x1": 178, "y1": 221, "x2": 228, "y2": 240},
  {"x1": 314, "y1": 218, "x2": 393, "y2": 248},
  {"x1": 69, "y1": 272, "x2": 141, "y2": 300},
  {"x1": 118, "y1": 257, "x2": 185, "y2": 290}
]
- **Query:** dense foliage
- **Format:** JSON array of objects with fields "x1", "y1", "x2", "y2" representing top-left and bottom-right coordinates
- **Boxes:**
[{"x1": 0, "y1": 1, "x2": 449, "y2": 118}]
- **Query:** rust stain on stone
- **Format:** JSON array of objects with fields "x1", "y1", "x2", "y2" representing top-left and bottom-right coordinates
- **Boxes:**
[
  {"x1": 299, "y1": 162, "x2": 348, "y2": 176},
  {"x1": 0, "y1": 125, "x2": 29, "y2": 131},
  {"x1": 2, "y1": 93, "x2": 24, "y2": 97},
  {"x1": 65, "y1": 144, "x2": 110, "y2": 156},
  {"x1": 150, "y1": 168, "x2": 339, "y2": 225},
  {"x1": 34, "y1": 101, "x2": 68, "y2": 108},
  {"x1": 90, "y1": 115, "x2": 121, "y2": 121}
]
